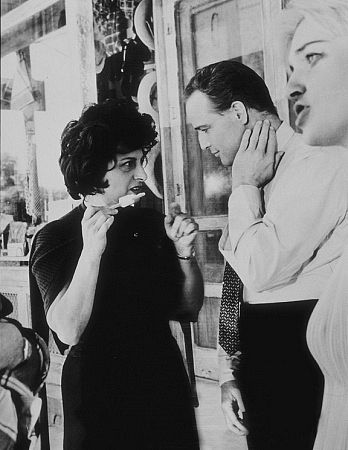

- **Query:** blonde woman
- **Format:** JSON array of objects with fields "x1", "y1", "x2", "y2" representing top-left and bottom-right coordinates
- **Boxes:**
[{"x1": 282, "y1": 1, "x2": 348, "y2": 449}]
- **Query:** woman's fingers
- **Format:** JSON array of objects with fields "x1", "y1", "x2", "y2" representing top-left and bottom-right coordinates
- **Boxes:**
[
  {"x1": 169, "y1": 215, "x2": 184, "y2": 239},
  {"x1": 98, "y1": 216, "x2": 114, "y2": 234},
  {"x1": 178, "y1": 218, "x2": 198, "y2": 236},
  {"x1": 94, "y1": 213, "x2": 111, "y2": 231},
  {"x1": 164, "y1": 203, "x2": 198, "y2": 244},
  {"x1": 172, "y1": 216, "x2": 199, "y2": 239},
  {"x1": 83, "y1": 205, "x2": 100, "y2": 221},
  {"x1": 84, "y1": 206, "x2": 116, "y2": 226},
  {"x1": 82, "y1": 207, "x2": 115, "y2": 239},
  {"x1": 182, "y1": 221, "x2": 199, "y2": 236}
]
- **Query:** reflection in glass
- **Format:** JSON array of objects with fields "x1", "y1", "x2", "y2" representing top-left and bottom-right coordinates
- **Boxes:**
[
  {"x1": 193, "y1": 297, "x2": 220, "y2": 348},
  {"x1": 186, "y1": 0, "x2": 264, "y2": 217},
  {"x1": 0, "y1": 1, "x2": 81, "y2": 247},
  {"x1": 195, "y1": 229, "x2": 224, "y2": 283},
  {"x1": 202, "y1": 151, "x2": 232, "y2": 216},
  {"x1": 1, "y1": 0, "x2": 30, "y2": 16}
]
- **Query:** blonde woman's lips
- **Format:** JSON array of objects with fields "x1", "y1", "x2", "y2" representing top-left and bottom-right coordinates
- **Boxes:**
[{"x1": 294, "y1": 104, "x2": 309, "y2": 130}]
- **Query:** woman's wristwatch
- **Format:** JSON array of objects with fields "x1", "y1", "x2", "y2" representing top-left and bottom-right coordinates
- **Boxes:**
[{"x1": 177, "y1": 249, "x2": 196, "y2": 260}]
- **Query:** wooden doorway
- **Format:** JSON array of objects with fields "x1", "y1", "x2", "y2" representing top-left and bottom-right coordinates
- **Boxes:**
[{"x1": 174, "y1": 0, "x2": 282, "y2": 379}]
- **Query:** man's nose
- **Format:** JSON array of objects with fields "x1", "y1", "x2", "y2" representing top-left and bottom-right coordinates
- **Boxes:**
[
  {"x1": 286, "y1": 68, "x2": 306, "y2": 102},
  {"x1": 134, "y1": 164, "x2": 147, "y2": 182},
  {"x1": 198, "y1": 133, "x2": 210, "y2": 151}
]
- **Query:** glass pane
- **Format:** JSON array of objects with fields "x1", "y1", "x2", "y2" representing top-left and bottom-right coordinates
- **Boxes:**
[
  {"x1": 185, "y1": 0, "x2": 264, "y2": 216},
  {"x1": 1, "y1": 0, "x2": 30, "y2": 16},
  {"x1": 0, "y1": 4, "x2": 86, "y2": 257},
  {"x1": 195, "y1": 230, "x2": 224, "y2": 283},
  {"x1": 193, "y1": 297, "x2": 220, "y2": 348}
]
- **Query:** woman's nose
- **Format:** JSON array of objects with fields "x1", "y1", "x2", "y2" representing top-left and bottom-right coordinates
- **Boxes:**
[
  {"x1": 286, "y1": 69, "x2": 306, "y2": 102},
  {"x1": 134, "y1": 164, "x2": 147, "y2": 182}
]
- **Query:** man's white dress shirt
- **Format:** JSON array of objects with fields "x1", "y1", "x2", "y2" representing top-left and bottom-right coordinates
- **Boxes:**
[{"x1": 218, "y1": 122, "x2": 348, "y2": 385}]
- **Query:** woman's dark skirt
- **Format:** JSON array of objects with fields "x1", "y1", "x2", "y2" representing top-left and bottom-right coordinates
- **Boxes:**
[{"x1": 61, "y1": 337, "x2": 199, "y2": 450}]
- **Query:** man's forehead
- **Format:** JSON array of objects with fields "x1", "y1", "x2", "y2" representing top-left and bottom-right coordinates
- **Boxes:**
[{"x1": 186, "y1": 91, "x2": 216, "y2": 124}]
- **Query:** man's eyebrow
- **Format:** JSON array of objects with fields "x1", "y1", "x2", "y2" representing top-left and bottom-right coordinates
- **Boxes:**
[
  {"x1": 296, "y1": 40, "x2": 327, "y2": 54},
  {"x1": 194, "y1": 125, "x2": 207, "y2": 131}
]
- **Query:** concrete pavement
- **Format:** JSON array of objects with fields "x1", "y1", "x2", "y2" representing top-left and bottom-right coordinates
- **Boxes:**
[{"x1": 196, "y1": 377, "x2": 248, "y2": 450}]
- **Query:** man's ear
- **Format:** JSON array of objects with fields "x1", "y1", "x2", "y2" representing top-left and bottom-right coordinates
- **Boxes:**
[{"x1": 230, "y1": 101, "x2": 248, "y2": 125}]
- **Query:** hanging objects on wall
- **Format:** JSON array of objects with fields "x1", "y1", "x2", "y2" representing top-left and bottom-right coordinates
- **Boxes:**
[
  {"x1": 93, "y1": 0, "x2": 151, "y2": 102},
  {"x1": 92, "y1": 0, "x2": 161, "y2": 201},
  {"x1": 137, "y1": 69, "x2": 157, "y2": 121},
  {"x1": 93, "y1": 0, "x2": 129, "y2": 57},
  {"x1": 134, "y1": 0, "x2": 154, "y2": 51}
]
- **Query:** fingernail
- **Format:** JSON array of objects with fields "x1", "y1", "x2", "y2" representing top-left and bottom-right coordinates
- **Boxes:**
[{"x1": 264, "y1": 119, "x2": 270, "y2": 125}]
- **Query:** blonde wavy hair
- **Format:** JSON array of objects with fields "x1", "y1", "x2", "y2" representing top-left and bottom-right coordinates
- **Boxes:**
[{"x1": 280, "y1": 0, "x2": 348, "y2": 52}]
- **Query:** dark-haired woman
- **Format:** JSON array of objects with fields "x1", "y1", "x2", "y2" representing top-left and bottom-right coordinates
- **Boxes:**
[{"x1": 30, "y1": 100, "x2": 203, "y2": 449}]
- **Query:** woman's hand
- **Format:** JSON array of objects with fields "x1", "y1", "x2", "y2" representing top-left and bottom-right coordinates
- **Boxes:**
[
  {"x1": 81, "y1": 206, "x2": 115, "y2": 260},
  {"x1": 232, "y1": 120, "x2": 284, "y2": 190},
  {"x1": 164, "y1": 203, "x2": 199, "y2": 258}
]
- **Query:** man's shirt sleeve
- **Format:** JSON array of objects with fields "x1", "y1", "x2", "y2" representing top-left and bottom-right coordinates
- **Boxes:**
[
  {"x1": 217, "y1": 344, "x2": 241, "y2": 386},
  {"x1": 220, "y1": 150, "x2": 348, "y2": 292}
]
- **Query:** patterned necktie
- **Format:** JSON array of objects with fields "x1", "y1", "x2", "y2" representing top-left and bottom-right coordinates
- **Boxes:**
[{"x1": 218, "y1": 261, "x2": 243, "y2": 356}]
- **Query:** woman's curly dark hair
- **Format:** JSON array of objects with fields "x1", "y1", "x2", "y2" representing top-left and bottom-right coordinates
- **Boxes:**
[{"x1": 59, "y1": 99, "x2": 158, "y2": 200}]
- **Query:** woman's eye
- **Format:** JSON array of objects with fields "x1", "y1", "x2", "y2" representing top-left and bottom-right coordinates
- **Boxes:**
[
  {"x1": 305, "y1": 53, "x2": 322, "y2": 64},
  {"x1": 121, "y1": 160, "x2": 135, "y2": 171}
]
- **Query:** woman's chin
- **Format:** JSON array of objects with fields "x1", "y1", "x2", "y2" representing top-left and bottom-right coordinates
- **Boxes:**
[
  {"x1": 304, "y1": 130, "x2": 343, "y2": 148},
  {"x1": 301, "y1": 127, "x2": 325, "y2": 147}
]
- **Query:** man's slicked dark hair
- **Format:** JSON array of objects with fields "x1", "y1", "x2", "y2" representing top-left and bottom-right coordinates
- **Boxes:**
[
  {"x1": 59, "y1": 99, "x2": 157, "y2": 200},
  {"x1": 184, "y1": 60, "x2": 277, "y2": 116}
]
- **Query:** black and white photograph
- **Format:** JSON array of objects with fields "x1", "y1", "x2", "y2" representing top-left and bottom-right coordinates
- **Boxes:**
[{"x1": 1, "y1": 0, "x2": 348, "y2": 449}]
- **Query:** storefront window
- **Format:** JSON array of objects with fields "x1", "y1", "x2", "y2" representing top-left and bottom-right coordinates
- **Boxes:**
[
  {"x1": 0, "y1": 1, "x2": 82, "y2": 255},
  {"x1": 183, "y1": 0, "x2": 265, "y2": 216},
  {"x1": 1, "y1": 0, "x2": 156, "y2": 256},
  {"x1": 1, "y1": 0, "x2": 30, "y2": 16}
]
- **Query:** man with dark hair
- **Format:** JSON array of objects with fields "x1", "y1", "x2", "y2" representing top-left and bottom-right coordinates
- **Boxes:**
[{"x1": 185, "y1": 60, "x2": 348, "y2": 449}]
